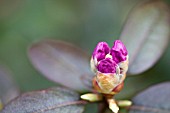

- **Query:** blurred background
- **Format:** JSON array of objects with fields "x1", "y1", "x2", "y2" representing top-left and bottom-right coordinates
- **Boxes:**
[{"x1": 0, "y1": 0, "x2": 170, "y2": 110}]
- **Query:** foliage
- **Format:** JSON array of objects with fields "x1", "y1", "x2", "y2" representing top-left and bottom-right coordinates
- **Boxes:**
[{"x1": 0, "y1": 0, "x2": 170, "y2": 113}]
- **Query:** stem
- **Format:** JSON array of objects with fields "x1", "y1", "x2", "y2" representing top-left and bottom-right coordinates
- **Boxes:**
[{"x1": 97, "y1": 101, "x2": 107, "y2": 113}]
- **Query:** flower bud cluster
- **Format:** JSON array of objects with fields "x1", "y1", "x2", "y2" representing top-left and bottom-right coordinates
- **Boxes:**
[{"x1": 91, "y1": 40, "x2": 128, "y2": 94}]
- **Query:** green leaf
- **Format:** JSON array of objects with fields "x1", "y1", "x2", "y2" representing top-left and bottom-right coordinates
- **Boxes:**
[
  {"x1": 120, "y1": 0, "x2": 170, "y2": 75},
  {"x1": 28, "y1": 39, "x2": 94, "y2": 92},
  {"x1": 129, "y1": 82, "x2": 170, "y2": 113},
  {"x1": 0, "y1": 65, "x2": 19, "y2": 105},
  {"x1": 1, "y1": 87, "x2": 85, "y2": 113}
]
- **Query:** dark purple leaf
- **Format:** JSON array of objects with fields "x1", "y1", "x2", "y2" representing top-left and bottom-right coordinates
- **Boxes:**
[
  {"x1": 130, "y1": 82, "x2": 170, "y2": 113},
  {"x1": 1, "y1": 87, "x2": 86, "y2": 113},
  {"x1": 0, "y1": 65, "x2": 20, "y2": 105},
  {"x1": 120, "y1": 0, "x2": 170, "y2": 75},
  {"x1": 28, "y1": 39, "x2": 94, "y2": 92}
]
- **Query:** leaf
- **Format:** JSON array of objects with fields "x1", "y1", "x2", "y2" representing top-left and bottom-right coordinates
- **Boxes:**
[
  {"x1": 129, "y1": 82, "x2": 170, "y2": 113},
  {"x1": 0, "y1": 65, "x2": 20, "y2": 105},
  {"x1": 119, "y1": 0, "x2": 170, "y2": 75},
  {"x1": 0, "y1": 87, "x2": 86, "y2": 113},
  {"x1": 28, "y1": 39, "x2": 93, "y2": 92}
]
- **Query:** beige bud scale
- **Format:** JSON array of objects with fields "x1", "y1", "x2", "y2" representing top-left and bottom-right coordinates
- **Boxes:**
[
  {"x1": 92, "y1": 55, "x2": 128, "y2": 95},
  {"x1": 81, "y1": 57, "x2": 131, "y2": 113}
]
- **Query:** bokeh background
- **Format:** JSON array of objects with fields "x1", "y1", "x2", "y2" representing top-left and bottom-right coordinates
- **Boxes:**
[{"x1": 0, "y1": 0, "x2": 170, "y2": 112}]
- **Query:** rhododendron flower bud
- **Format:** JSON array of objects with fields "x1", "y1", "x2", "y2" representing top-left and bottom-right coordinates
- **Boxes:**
[
  {"x1": 91, "y1": 42, "x2": 110, "y2": 73},
  {"x1": 111, "y1": 40, "x2": 129, "y2": 75},
  {"x1": 91, "y1": 40, "x2": 128, "y2": 94},
  {"x1": 97, "y1": 58, "x2": 117, "y2": 73},
  {"x1": 93, "y1": 42, "x2": 110, "y2": 62},
  {"x1": 111, "y1": 40, "x2": 128, "y2": 63}
]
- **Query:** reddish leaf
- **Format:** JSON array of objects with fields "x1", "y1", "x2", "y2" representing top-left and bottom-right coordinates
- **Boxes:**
[
  {"x1": 130, "y1": 82, "x2": 170, "y2": 113},
  {"x1": 28, "y1": 39, "x2": 94, "y2": 92},
  {"x1": 0, "y1": 65, "x2": 20, "y2": 105},
  {"x1": 120, "y1": 0, "x2": 170, "y2": 75},
  {"x1": 1, "y1": 87, "x2": 85, "y2": 113}
]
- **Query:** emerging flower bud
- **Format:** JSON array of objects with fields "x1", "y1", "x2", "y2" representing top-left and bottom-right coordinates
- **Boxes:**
[
  {"x1": 97, "y1": 58, "x2": 117, "y2": 73},
  {"x1": 111, "y1": 40, "x2": 128, "y2": 63},
  {"x1": 91, "y1": 40, "x2": 128, "y2": 94},
  {"x1": 92, "y1": 42, "x2": 110, "y2": 65}
]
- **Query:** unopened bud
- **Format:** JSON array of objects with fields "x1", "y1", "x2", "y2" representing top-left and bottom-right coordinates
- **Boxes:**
[{"x1": 91, "y1": 40, "x2": 128, "y2": 95}]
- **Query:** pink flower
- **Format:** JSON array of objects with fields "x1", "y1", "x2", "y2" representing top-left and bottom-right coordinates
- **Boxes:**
[
  {"x1": 92, "y1": 42, "x2": 110, "y2": 62},
  {"x1": 111, "y1": 40, "x2": 128, "y2": 63},
  {"x1": 91, "y1": 40, "x2": 128, "y2": 74},
  {"x1": 91, "y1": 40, "x2": 128, "y2": 94},
  {"x1": 97, "y1": 58, "x2": 117, "y2": 73}
]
